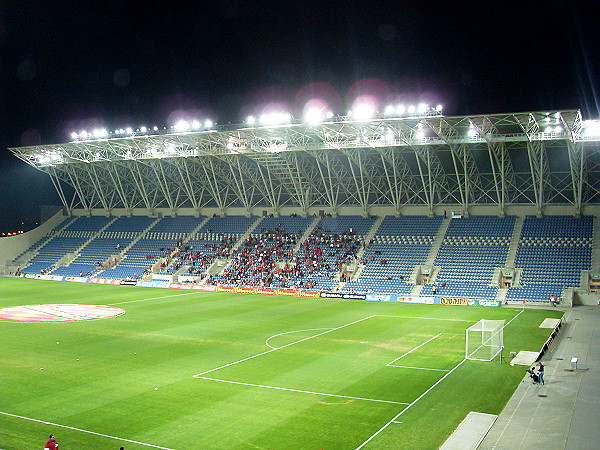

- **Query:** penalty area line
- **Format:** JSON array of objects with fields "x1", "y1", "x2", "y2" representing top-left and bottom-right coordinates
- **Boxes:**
[
  {"x1": 193, "y1": 315, "x2": 376, "y2": 377},
  {"x1": 0, "y1": 410, "x2": 173, "y2": 449},
  {"x1": 196, "y1": 376, "x2": 409, "y2": 405},
  {"x1": 356, "y1": 357, "x2": 468, "y2": 450}
]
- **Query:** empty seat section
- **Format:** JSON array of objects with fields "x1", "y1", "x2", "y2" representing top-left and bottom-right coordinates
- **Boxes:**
[{"x1": 506, "y1": 216, "x2": 593, "y2": 302}]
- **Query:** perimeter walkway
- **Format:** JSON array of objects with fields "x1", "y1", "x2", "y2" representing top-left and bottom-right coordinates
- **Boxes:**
[{"x1": 479, "y1": 305, "x2": 600, "y2": 450}]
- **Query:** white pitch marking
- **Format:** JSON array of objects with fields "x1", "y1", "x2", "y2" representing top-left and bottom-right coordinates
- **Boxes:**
[
  {"x1": 375, "y1": 314, "x2": 472, "y2": 322},
  {"x1": 356, "y1": 311, "x2": 526, "y2": 449},
  {"x1": 387, "y1": 333, "x2": 443, "y2": 366},
  {"x1": 193, "y1": 315, "x2": 376, "y2": 377},
  {"x1": 0, "y1": 410, "x2": 173, "y2": 449},
  {"x1": 387, "y1": 365, "x2": 450, "y2": 372},
  {"x1": 109, "y1": 291, "x2": 198, "y2": 305},
  {"x1": 196, "y1": 376, "x2": 409, "y2": 405},
  {"x1": 265, "y1": 328, "x2": 332, "y2": 350},
  {"x1": 356, "y1": 358, "x2": 468, "y2": 449}
]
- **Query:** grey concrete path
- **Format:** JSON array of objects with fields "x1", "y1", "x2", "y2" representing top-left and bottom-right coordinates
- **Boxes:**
[{"x1": 479, "y1": 305, "x2": 600, "y2": 450}]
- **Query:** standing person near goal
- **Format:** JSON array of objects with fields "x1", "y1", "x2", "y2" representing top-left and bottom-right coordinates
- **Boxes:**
[{"x1": 44, "y1": 434, "x2": 58, "y2": 450}]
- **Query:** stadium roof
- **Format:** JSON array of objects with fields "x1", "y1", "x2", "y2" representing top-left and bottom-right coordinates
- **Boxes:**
[{"x1": 9, "y1": 109, "x2": 600, "y2": 215}]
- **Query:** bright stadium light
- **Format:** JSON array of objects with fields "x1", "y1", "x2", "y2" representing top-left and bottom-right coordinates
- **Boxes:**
[
  {"x1": 418, "y1": 103, "x2": 428, "y2": 114},
  {"x1": 304, "y1": 107, "x2": 325, "y2": 124},
  {"x1": 70, "y1": 132, "x2": 79, "y2": 140},
  {"x1": 407, "y1": 104, "x2": 416, "y2": 114},
  {"x1": 140, "y1": 126, "x2": 148, "y2": 133},
  {"x1": 554, "y1": 126, "x2": 562, "y2": 133},
  {"x1": 190, "y1": 120, "x2": 201, "y2": 130},
  {"x1": 174, "y1": 120, "x2": 190, "y2": 132},
  {"x1": 468, "y1": 126, "x2": 478, "y2": 137},
  {"x1": 353, "y1": 103, "x2": 375, "y2": 121},
  {"x1": 544, "y1": 126, "x2": 552, "y2": 133},
  {"x1": 397, "y1": 104, "x2": 406, "y2": 114},
  {"x1": 436, "y1": 104, "x2": 443, "y2": 112},
  {"x1": 246, "y1": 115, "x2": 256, "y2": 125},
  {"x1": 93, "y1": 128, "x2": 107, "y2": 138},
  {"x1": 416, "y1": 130, "x2": 425, "y2": 139},
  {"x1": 153, "y1": 126, "x2": 158, "y2": 131},
  {"x1": 384, "y1": 104, "x2": 395, "y2": 116},
  {"x1": 79, "y1": 130, "x2": 88, "y2": 139},
  {"x1": 204, "y1": 119, "x2": 213, "y2": 128},
  {"x1": 259, "y1": 112, "x2": 291, "y2": 126},
  {"x1": 125, "y1": 127, "x2": 133, "y2": 134},
  {"x1": 326, "y1": 111, "x2": 334, "y2": 118}
]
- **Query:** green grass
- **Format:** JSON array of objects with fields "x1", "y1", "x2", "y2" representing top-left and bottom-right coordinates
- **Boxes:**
[{"x1": 0, "y1": 278, "x2": 563, "y2": 449}]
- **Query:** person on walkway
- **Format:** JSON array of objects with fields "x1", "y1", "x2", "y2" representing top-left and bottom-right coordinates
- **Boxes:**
[{"x1": 538, "y1": 362, "x2": 545, "y2": 385}]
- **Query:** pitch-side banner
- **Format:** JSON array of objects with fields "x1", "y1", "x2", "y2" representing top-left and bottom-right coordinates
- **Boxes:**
[
  {"x1": 320, "y1": 292, "x2": 367, "y2": 300},
  {"x1": 64, "y1": 276, "x2": 89, "y2": 283},
  {"x1": 440, "y1": 297, "x2": 502, "y2": 307},
  {"x1": 366, "y1": 294, "x2": 436, "y2": 304},
  {"x1": 89, "y1": 278, "x2": 123, "y2": 285}
]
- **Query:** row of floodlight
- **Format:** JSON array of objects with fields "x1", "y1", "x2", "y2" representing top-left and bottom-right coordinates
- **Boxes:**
[
  {"x1": 244, "y1": 104, "x2": 443, "y2": 127},
  {"x1": 70, "y1": 119, "x2": 215, "y2": 141}
]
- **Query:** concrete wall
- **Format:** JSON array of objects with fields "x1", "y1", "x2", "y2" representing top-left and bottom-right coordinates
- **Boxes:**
[
  {"x1": 0, "y1": 211, "x2": 67, "y2": 272},
  {"x1": 574, "y1": 290, "x2": 600, "y2": 306}
]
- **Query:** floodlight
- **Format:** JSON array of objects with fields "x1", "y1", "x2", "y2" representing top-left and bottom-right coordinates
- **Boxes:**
[
  {"x1": 80, "y1": 130, "x2": 88, "y2": 138},
  {"x1": 125, "y1": 127, "x2": 133, "y2": 134},
  {"x1": 418, "y1": 103, "x2": 428, "y2": 113},
  {"x1": 227, "y1": 142, "x2": 234, "y2": 150},
  {"x1": 204, "y1": 119, "x2": 213, "y2": 128},
  {"x1": 70, "y1": 132, "x2": 79, "y2": 140},
  {"x1": 246, "y1": 115, "x2": 256, "y2": 125},
  {"x1": 304, "y1": 107, "x2": 325, "y2": 124},
  {"x1": 174, "y1": 120, "x2": 190, "y2": 132},
  {"x1": 416, "y1": 131, "x2": 425, "y2": 139},
  {"x1": 353, "y1": 104, "x2": 375, "y2": 121},
  {"x1": 153, "y1": 126, "x2": 158, "y2": 131},
  {"x1": 397, "y1": 104, "x2": 406, "y2": 114},
  {"x1": 326, "y1": 111, "x2": 334, "y2": 118},
  {"x1": 384, "y1": 105, "x2": 395, "y2": 116},
  {"x1": 140, "y1": 126, "x2": 148, "y2": 133},
  {"x1": 407, "y1": 105, "x2": 416, "y2": 114},
  {"x1": 468, "y1": 127, "x2": 478, "y2": 137},
  {"x1": 191, "y1": 120, "x2": 201, "y2": 130},
  {"x1": 554, "y1": 126, "x2": 562, "y2": 133},
  {"x1": 436, "y1": 104, "x2": 443, "y2": 112},
  {"x1": 544, "y1": 126, "x2": 552, "y2": 133}
]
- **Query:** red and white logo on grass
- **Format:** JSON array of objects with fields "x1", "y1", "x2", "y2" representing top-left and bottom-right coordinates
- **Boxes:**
[{"x1": 0, "y1": 304, "x2": 125, "y2": 322}]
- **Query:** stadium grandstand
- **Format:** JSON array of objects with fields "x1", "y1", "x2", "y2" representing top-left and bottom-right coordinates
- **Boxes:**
[{"x1": 3, "y1": 108, "x2": 600, "y2": 306}]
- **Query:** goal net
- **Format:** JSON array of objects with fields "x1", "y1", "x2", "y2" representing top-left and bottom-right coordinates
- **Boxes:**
[{"x1": 465, "y1": 319, "x2": 505, "y2": 361}]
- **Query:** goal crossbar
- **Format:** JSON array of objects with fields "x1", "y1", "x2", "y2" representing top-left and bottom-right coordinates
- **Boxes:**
[{"x1": 465, "y1": 319, "x2": 505, "y2": 361}]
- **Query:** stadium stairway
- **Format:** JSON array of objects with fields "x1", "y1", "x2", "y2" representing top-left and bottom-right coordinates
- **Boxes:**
[
  {"x1": 591, "y1": 215, "x2": 600, "y2": 270},
  {"x1": 504, "y1": 216, "x2": 524, "y2": 268},
  {"x1": 292, "y1": 216, "x2": 321, "y2": 253},
  {"x1": 410, "y1": 216, "x2": 450, "y2": 296},
  {"x1": 93, "y1": 217, "x2": 161, "y2": 278},
  {"x1": 12, "y1": 216, "x2": 76, "y2": 267},
  {"x1": 50, "y1": 216, "x2": 118, "y2": 273}
]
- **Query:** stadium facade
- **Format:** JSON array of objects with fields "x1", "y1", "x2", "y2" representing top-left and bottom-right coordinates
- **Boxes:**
[{"x1": 3, "y1": 109, "x2": 600, "y2": 305}]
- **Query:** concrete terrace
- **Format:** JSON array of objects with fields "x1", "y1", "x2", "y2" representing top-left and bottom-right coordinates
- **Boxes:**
[{"x1": 479, "y1": 304, "x2": 600, "y2": 450}]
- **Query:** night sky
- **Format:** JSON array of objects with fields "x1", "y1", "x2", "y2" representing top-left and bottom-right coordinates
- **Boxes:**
[{"x1": 0, "y1": 0, "x2": 598, "y2": 231}]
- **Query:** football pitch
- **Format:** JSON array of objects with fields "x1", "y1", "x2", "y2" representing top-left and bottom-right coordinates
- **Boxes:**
[{"x1": 0, "y1": 278, "x2": 563, "y2": 449}]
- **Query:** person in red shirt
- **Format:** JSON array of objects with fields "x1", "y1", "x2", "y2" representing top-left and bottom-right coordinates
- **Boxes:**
[{"x1": 45, "y1": 434, "x2": 58, "y2": 450}]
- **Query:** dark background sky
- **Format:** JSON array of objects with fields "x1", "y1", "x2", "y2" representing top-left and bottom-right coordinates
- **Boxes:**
[{"x1": 0, "y1": 0, "x2": 598, "y2": 232}]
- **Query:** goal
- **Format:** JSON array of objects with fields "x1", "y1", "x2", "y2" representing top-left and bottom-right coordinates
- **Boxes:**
[{"x1": 465, "y1": 319, "x2": 505, "y2": 361}]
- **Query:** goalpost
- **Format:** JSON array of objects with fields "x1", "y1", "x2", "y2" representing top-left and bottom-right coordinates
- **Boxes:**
[{"x1": 465, "y1": 319, "x2": 505, "y2": 361}]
